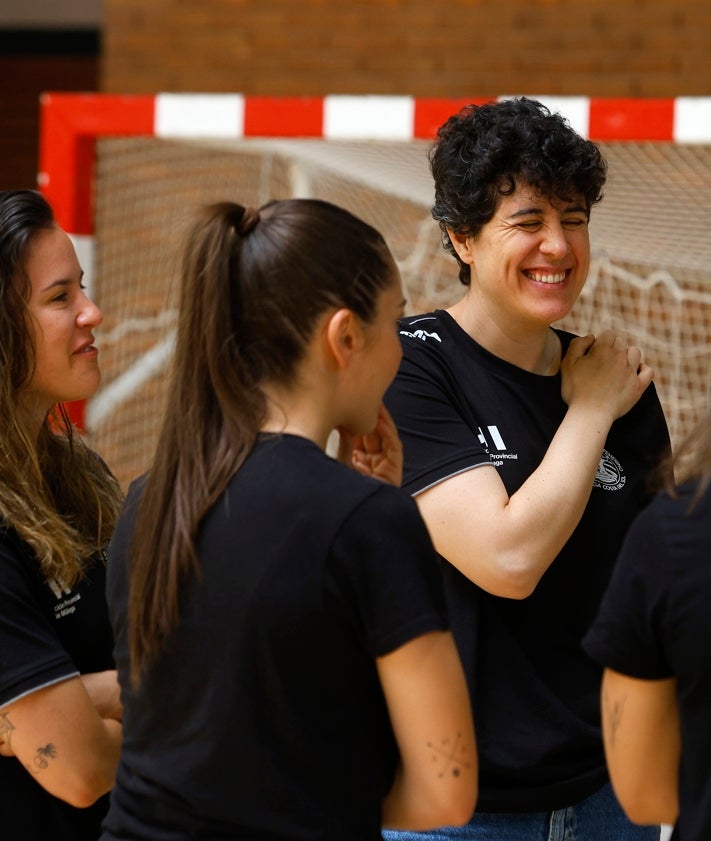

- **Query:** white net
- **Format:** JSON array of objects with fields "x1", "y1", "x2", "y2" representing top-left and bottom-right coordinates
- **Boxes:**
[{"x1": 88, "y1": 136, "x2": 711, "y2": 489}]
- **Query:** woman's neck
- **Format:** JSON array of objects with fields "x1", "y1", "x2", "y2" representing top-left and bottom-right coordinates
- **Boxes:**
[
  {"x1": 17, "y1": 396, "x2": 49, "y2": 443},
  {"x1": 447, "y1": 296, "x2": 561, "y2": 375},
  {"x1": 260, "y1": 385, "x2": 334, "y2": 452}
]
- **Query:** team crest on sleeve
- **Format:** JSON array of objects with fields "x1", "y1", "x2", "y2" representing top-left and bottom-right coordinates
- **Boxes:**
[
  {"x1": 593, "y1": 449, "x2": 626, "y2": 491},
  {"x1": 399, "y1": 328, "x2": 441, "y2": 343}
]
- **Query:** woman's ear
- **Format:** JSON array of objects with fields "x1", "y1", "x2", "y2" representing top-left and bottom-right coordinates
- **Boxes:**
[
  {"x1": 447, "y1": 228, "x2": 475, "y2": 265},
  {"x1": 325, "y1": 308, "x2": 364, "y2": 370}
]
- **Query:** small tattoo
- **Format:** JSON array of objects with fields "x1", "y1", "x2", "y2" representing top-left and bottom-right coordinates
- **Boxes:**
[
  {"x1": 28, "y1": 743, "x2": 57, "y2": 773},
  {"x1": 0, "y1": 713, "x2": 15, "y2": 746},
  {"x1": 427, "y1": 731, "x2": 471, "y2": 778},
  {"x1": 604, "y1": 689, "x2": 625, "y2": 748}
]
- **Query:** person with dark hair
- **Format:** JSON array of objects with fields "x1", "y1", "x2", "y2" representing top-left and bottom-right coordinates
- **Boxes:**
[
  {"x1": 383, "y1": 97, "x2": 670, "y2": 840},
  {"x1": 583, "y1": 406, "x2": 711, "y2": 841},
  {"x1": 100, "y1": 198, "x2": 477, "y2": 841},
  {"x1": 0, "y1": 189, "x2": 124, "y2": 840}
]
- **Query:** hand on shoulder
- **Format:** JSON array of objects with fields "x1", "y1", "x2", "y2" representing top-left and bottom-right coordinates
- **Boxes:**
[{"x1": 561, "y1": 330, "x2": 654, "y2": 422}]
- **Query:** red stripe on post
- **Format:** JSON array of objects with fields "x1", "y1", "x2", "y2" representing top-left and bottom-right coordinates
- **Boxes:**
[
  {"x1": 588, "y1": 98, "x2": 675, "y2": 141},
  {"x1": 244, "y1": 97, "x2": 325, "y2": 137}
]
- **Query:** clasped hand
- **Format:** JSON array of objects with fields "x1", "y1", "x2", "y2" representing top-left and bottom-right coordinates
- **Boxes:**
[{"x1": 337, "y1": 404, "x2": 403, "y2": 487}]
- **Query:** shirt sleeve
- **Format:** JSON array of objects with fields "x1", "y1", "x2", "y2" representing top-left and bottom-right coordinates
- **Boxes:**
[
  {"x1": 0, "y1": 533, "x2": 78, "y2": 708},
  {"x1": 385, "y1": 343, "x2": 489, "y2": 496},
  {"x1": 582, "y1": 499, "x2": 673, "y2": 680},
  {"x1": 326, "y1": 484, "x2": 449, "y2": 658}
]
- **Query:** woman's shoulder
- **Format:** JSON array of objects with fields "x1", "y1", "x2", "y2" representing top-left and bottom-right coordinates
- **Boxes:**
[
  {"x1": 395, "y1": 310, "x2": 476, "y2": 382},
  {"x1": 397, "y1": 310, "x2": 465, "y2": 356},
  {"x1": 346, "y1": 479, "x2": 425, "y2": 530},
  {"x1": 398, "y1": 310, "x2": 445, "y2": 341},
  {"x1": 0, "y1": 520, "x2": 29, "y2": 556},
  {"x1": 264, "y1": 433, "x2": 386, "y2": 496},
  {"x1": 0, "y1": 523, "x2": 40, "y2": 590},
  {"x1": 655, "y1": 478, "x2": 711, "y2": 521}
]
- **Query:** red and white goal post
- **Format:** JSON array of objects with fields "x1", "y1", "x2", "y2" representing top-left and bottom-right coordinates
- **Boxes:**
[{"x1": 37, "y1": 93, "x2": 711, "y2": 487}]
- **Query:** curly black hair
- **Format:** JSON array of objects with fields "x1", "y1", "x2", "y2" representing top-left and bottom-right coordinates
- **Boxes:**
[{"x1": 429, "y1": 97, "x2": 607, "y2": 285}]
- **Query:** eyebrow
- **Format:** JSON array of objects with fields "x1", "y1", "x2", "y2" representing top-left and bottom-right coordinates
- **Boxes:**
[
  {"x1": 508, "y1": 203, "x2": 588, "y2": 219},
  {"x1": 39, "y1": 271, "x2": 84, "y2": 294}
]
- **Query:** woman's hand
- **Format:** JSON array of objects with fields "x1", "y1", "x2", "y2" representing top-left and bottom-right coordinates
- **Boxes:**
[
  {"x1": 337, "y1": 404, "x2": 403, "y2": 487},
  {"x1": 561, "y1": 330, "x2": 654, "y2": 422}
]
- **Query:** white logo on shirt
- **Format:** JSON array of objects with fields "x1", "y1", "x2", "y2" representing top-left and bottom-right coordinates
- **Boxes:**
[
  {"x1": 477, "y1": 425, "x2": 519, "y2": 466},
  {"x1": 594, "y1": 449, "x2": 626, "y2": 491},
  {"x1": 400, "y1": 328, "x2": 442, "y2": 343},
  {"x1": 47, "y1": 576, "x2": 72, "y2": 599},
  {"x1": 478, "y1": 425, "x2": 507, "y2": 451},
  {"x1": 47, "y1": 576, "x2": 81, "y2": 619}
]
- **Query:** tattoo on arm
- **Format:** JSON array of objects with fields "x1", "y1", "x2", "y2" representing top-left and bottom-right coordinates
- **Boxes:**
[
  {"x1": 427, "y1": 731, "x2": 472, "y2": 779},
  {"x1": 0, "y1": 714, "x2": 58, "y2": 774},
  {"x1": 0, "y1": 712, "x2": 15, "y2": 751},
  {"x1": 604, "y1": 688, "x2": 626, "y2": 749},
  {"x1": 0, "y1": 713, "x2": 57, "y2": 774},
  {"x1": 27, "y1": 743, "x2": 57, "y2": 774}
]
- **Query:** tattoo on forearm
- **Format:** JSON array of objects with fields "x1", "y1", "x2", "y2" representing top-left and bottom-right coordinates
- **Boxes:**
[
  {"x1": 0, "y1": 713, "x2": 15, "y2": 747},
  {"x1": 604, "y1": 689, "x2": 626, "y2": 748},
  {"x1": 27, "y1": 743, "x2": 57, "y2": 774},
  {"x1": 427, "y1": 731, "x2": 472, "y2": 778},
  {"x1": 0, "y1": 715, "x2": 58, "y2": 774}
]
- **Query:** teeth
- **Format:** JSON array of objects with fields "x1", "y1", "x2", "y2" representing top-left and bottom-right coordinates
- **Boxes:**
[{"x1": 527, "y1": 271, "x2": 566, "y2": 284}]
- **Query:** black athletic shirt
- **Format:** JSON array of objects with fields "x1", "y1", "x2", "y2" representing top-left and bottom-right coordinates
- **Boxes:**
[
  {"x1": 0, "y1": 528, "x2": 114, "y2": 841},
  {"x1": 585, "y1": 481, "x2": 711, "y2": 841},
  {"x1": 101, "y1": 433, "x2": 449, "y2": 841},
  {"x1": 384, "y1": 309, "x2": 670, "y2": 812}
]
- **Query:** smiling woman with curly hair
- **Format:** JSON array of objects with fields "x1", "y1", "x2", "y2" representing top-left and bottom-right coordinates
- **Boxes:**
[{"x1": 384, "y1": 97, "x2": 669, "y2": 841}]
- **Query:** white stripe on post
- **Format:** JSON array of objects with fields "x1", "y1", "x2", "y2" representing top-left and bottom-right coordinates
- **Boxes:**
[
  {"x1": 323, "y1": 95, "x2": 415, "y2": 140},
  {"x1": 154, "y1": 93, "x2": 245, "y2": 138},
  {"x1": 673, "y1": 97, "x2": 711, "y2": 143},
  {"x1": 521, "y1": 95, "x2": 591, "y2": 139}
]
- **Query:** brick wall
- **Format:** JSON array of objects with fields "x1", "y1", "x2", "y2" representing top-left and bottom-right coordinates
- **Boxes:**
[
  {"x1": 102, "y1": 0, "x2": 711, "y2": 97},
  {"x1": 0, "y1": 31, "x2": 98, "y2": 190}
]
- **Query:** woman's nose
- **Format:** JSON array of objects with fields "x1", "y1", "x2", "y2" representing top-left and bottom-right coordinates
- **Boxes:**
[
  {"x1": 76, "y1": 294, "x2": 103, "y2": 328},
  {"x1": 540, "y1": 223, "x2": 571, "y2": 259}
]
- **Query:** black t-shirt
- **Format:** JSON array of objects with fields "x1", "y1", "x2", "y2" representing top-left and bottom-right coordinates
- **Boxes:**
[
  {"x1": 0, "y1": 529, "x2": 115, "y2": 841},
  {"x1": 384, "y1": 310, "x2": 671, "y2": 812},
  {"x1": 102, "y1": 433, "x2": 449, "y2": 841},
  {"x1": 584, "y1": 481, "x2": 711, "y2": 841}
]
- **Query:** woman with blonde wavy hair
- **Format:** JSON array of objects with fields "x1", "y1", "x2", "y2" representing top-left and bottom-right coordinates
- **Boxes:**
[{"x1": 0, "y1": 190, "x2": 124, "y2": 840}]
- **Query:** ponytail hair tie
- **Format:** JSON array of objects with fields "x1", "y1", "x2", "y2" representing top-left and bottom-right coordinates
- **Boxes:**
[{"x1": 237, "y1": 206, "x2": 260, "y2": 236}]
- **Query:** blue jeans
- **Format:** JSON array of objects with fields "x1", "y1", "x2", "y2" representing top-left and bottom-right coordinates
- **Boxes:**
[{"x1": 382, "y1": 782, "x2": 660, "y2": 841}]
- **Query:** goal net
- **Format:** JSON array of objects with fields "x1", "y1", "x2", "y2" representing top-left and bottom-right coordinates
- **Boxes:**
[{"x1": 39, "y1": 95, "x2": 711, "y2": 489}]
